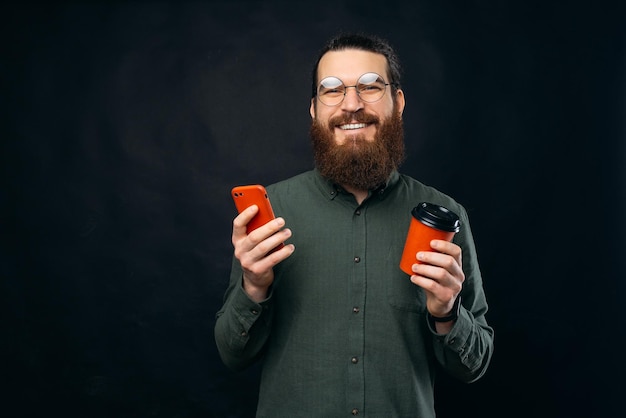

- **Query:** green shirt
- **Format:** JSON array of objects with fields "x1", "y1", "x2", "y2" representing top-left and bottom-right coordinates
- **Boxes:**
[{"x1": 215, "y1": 169, "x2": 494, "y2": 418}]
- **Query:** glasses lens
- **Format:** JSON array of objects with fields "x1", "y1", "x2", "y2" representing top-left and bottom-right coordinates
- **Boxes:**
[
  {"x1": 318, "y1": 76, "x2": 345, "y2": 106},
  {"x1": 317, "y1": 73, "x2": 389, "y2": 105},
  {"x1": 357, "y1": 73, "x2": 387, "y2": 103}
]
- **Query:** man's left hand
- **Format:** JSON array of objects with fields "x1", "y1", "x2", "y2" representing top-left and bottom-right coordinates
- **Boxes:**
[{"x1": 409, "y1": 239, "x2": 464, "y2": 322}]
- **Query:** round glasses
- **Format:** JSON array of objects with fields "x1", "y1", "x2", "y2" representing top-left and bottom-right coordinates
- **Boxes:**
[{"x1": 316, "y1": 72, "x2": 392, "y2": 106}]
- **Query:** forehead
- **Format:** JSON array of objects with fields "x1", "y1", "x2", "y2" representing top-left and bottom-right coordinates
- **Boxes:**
[{"x1": 317, "y1": 49, "x2": 389, "y2": 83}]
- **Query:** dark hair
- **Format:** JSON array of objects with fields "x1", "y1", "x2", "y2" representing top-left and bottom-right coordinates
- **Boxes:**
[{"x1": 310, "y1": 33, "x2": 403, "y2": 98}]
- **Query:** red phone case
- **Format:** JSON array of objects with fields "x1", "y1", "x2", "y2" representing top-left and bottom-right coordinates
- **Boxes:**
[{"x1": 231, "y1": 185, "x2": 285, "y2": 252}]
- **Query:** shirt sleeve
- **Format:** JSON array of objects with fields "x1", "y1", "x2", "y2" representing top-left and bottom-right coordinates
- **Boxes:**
[
  {"x1": 427, "y1": 204, "x2": 495, "y2": 383},
  {"x1": 214, "y1": 258, "x2": 274, "y2": 371}
]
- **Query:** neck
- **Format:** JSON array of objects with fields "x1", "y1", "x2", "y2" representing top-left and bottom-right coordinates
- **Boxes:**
[{"x1": 341, "y1": 184, "x2": 368, "y2": 205}]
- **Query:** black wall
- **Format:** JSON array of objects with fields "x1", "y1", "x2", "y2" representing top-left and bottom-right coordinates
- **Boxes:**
[{"x1": 3, "y1": 1, "x2": 625, "y2": 417}]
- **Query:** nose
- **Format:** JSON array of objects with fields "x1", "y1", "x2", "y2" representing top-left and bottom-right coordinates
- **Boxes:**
[{"x1": 340, "y1": 86, "x2": 364, "y2": 112}]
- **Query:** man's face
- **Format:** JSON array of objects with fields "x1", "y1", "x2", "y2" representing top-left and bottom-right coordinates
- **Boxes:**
[
  {"x1": 309, "y1": 49, "x2": 406, "y2": 191},
  {"x1": 310, "y1": 49, "x2": 405, "y2": 144}
]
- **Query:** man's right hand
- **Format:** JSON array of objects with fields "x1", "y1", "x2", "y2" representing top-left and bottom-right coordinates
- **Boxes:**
[{"x1": 232, "y1": 205, "x2": 295, "y2": 302}]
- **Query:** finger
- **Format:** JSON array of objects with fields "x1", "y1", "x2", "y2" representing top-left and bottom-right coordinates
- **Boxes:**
[
  {"x1": 430, "y1": 240, "x2": 462, "y2": 263},
  {"x1": 410, "y1": 273, "x2": 444, "y2": 293},
  {"x1": 417, "y1": 251, "x2": 463, "y2": 278},
  {"x1": 410, "y1": 272, "x2": 457, "y2": 301},
  {"x1": 258, "y1": 243, "x2": 296, "y2": 269},
  {"x1": 247, "y1": 217, "x2": 287, "y2": 247},
  {"x1": 410, "y1": 274, "x2": 458, "y2": 316},
  {"x1": 242, "y1": 243, "x2": 295, "y2": 276},
  {"x1": 233, "y1": 205, "x2": 259, "y2": 238},
  {"x1": 412, "y1": 261, "x2": 453, "y2": 283},
  {"x1": 236, "y1": 218, "x2": 291, "y2": 267},
  {"x1": 250, "y1": 227, "x2": 292, "y2": 258}
]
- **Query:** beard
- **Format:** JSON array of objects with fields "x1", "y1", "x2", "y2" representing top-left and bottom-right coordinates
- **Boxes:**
[{"x1": 309, "y1": 108, "x2": 405, "y2": 191}]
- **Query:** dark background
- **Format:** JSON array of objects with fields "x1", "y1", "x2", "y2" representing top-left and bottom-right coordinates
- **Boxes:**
[{"x1": 2, "y1": 1, "x2": 625, "y2": 417}]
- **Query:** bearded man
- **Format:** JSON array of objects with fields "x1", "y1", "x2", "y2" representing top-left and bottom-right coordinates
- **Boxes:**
[{"x1": 215, "y1": 33, "x2": 494, "y2": 418}]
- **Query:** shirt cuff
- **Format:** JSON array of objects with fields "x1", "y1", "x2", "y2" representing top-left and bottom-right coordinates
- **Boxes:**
[
  {"x1": 231, "y1": 281, "x2": 273, "y2": 332},
  {"x1": 429, "y1": 305, "x2": 472, "y2": 351}
]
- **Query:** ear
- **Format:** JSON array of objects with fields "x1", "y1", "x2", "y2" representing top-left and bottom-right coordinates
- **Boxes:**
[
  {"x1": 395, "y1": 89, "x2": 406, "y2": 116},
  {"x1": 309, "y1": 98, "x2": 316, "y2": 119}
]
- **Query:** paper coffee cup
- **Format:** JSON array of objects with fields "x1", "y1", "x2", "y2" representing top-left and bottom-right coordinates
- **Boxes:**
[{"x1": 399, "y1": 202, "x2": 461, "y2": 275}]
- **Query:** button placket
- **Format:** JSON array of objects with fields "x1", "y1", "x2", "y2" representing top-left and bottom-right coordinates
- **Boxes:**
[{"x1": 347, "y1": 200, "x2": 366, "y2": 414}]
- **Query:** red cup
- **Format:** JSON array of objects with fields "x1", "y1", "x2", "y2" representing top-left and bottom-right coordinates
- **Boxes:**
[{"x1": 399, "y1": 202, "x2": 461, "y2": 275}]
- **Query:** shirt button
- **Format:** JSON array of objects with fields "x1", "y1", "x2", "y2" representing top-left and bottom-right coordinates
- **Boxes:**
[
  {"x1": 240, "y1": 330, "x2": 247, "y2": 337},
  {"x1": 354, "y1": 256, "x2": 361, "y2": 263},
  {"x1": 251, "y1": 309, "x2": 259, "y2": 315},
  {"x1": 352, "y1": 307, "x2": 360, "y2": 313},
  {"x1": 352, "y1": 408, "x2": 359, "y2": 415},
  {"x1": 355, "y1": 210, "x2": 361, "y2": 216},
  {"x1": 351, "y1": 356, "x2": 358, "y2": 364}
]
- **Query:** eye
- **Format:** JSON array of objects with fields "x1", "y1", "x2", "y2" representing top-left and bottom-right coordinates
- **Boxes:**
[
  {"x1": 358, "y1": 72, "x2": 384, "y2": 85},
  {"x1": 318, "y1": 76, "x2": 345, "y2": 97},
  {"x1": 359, "y1": 84, "x2": 383, "y2": 92},
  {"x1": 319, "y1": 76, "x2": 343, "y2": 89}
]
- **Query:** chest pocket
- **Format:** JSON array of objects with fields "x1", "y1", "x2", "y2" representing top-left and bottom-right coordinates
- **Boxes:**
[{"x1": 386, "y1": 244, "x2": 427, "y2": 312}]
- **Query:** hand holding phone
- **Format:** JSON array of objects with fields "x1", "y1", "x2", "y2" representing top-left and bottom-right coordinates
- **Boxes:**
[{"x1": 231, "y1": 184, "x2": 285, "y2": 252}]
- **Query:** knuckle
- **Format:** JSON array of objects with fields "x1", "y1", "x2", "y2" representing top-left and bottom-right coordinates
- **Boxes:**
[
  {"x1": 234, "y1": 246, "x2": 246, "y2": 261},
  {"x1": 254, "y1": 238, "x2": 273, "y2": 254},
  {"x1": 413, "y1": 276, "x2": 430, "y2": 290},
  {"x1": 440, "y1": 290, "x2": 454, "y2": 304},
  {"x1": 246, "y1": 264, "x2": 262, "y2": 276},
  {"x1": 246, "y1": 231, "x2": 263, "y2": 246},
  {"x1": 434, "y1": 269, "x2": 448, "y2": 281},
  {"x1": 452, "y1": 281, "x2": 463, "y2": 294},
  {"x1": 239, "y1": 255, "x2": 253, "y2": 271},
  {"x1": 443, "y1": 257, "x2": 456, "y2": 270},
  {"x1": 233, "y1": 216, "x2": 244, "y2": 229}
]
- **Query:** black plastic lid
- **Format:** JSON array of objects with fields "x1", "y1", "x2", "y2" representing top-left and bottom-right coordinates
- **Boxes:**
[{"x1": 411, "y1": 202, "x2": 461, "y2": 232}]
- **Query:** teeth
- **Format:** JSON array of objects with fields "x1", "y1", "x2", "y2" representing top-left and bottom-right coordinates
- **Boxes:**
[{"x1": 339, "y1": 123, "x2": 367, "y2": 130}]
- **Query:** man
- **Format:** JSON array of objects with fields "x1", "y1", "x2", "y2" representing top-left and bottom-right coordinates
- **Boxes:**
[{"x1": 215, "y1": 33, "x2": 494, "y2": 417}]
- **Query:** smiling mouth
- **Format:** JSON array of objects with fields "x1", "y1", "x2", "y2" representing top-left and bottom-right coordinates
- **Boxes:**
[{"x1": 338, "y1": 123, "x2": 368, "y2": 130}]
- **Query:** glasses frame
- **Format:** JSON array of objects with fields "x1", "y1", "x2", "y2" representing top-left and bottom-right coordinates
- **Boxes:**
[{"x1": 316, "y1": 72, "x2": 394, "y2": 107}]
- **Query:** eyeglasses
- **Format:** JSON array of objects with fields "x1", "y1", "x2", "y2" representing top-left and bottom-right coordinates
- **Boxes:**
[{"x1": 316, "y1": 72, "x2": 392, "y2": 106}]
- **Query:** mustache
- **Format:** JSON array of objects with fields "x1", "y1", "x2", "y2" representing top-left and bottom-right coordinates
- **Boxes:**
[{"x1": 328, "y1": 111, "x2": 379, "y2": 127}]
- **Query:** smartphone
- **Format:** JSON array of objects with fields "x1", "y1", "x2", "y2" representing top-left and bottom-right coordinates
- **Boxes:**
[{"x1": 231, "y1": 184, "x2": 284, "y2": 251}]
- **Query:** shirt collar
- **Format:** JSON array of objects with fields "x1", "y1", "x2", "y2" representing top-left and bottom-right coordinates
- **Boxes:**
[{"x1": 313, "y1": 169, "x2": 400, "y2": 202}]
